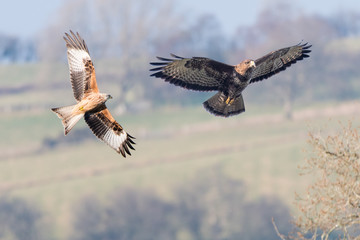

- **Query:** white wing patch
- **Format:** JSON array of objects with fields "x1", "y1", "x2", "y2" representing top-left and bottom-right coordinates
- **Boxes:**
[
  {"x1": 103, "y1": 129, "x2": 128, "y2": 152},
  {"x1": 84, "y1": 111, "x2": 135, "y2": 157},
  {"x1": 67, "y1": 48, "x2": 90, "y2": 70},
  {"x1": 67, "y1": 48, "x2": 92, "y2": 101}
]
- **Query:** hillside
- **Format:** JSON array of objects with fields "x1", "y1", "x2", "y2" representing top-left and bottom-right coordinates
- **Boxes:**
[{"x1": 2, "y1": 95, "x2": 360, "y2": 238}]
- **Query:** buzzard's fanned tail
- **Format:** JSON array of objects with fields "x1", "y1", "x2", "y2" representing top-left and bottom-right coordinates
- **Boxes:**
[
  {"x1": 203, "y1": 92, "x2": 245, "y2": 117},
  {"x1": 51, "y1": 105, "x2": 83, "y2": 135}
]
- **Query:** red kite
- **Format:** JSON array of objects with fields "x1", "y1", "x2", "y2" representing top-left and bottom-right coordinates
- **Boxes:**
[{"x1": 51, "y1": 31, "x2": 135, "y2": 157}]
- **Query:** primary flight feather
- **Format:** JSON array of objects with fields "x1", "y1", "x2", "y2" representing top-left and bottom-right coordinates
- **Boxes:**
[
  {"x1": 51, "y1": 31, "x2": 135, "y2": 157},
  {"x1": 150, "y1": 43, "x2": 311, "y2": 117}
]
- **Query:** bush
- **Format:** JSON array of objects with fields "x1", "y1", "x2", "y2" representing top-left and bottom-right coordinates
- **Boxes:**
[{"x1": 279, "y1": 122, "x2": 360, "y2": 240}]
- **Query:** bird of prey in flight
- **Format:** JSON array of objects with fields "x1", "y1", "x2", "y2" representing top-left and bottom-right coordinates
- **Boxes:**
[
  {"x1": 51, "y1": 31, "x2": 135, "y2": 157},
  {"x1": 150, "y1": 43, "x2": 311, "y2": 117}
]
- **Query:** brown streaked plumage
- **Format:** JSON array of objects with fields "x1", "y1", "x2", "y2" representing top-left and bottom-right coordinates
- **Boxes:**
[
  {"x1": 150, "y1": 43, "x2": 311, "y2": 117},
  {"x1": 51, "y1": 31, "x2": 135, "y2": 157}
]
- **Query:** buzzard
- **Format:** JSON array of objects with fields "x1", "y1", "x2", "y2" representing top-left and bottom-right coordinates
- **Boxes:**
[
  {"x1": 51, "y1": 31, "x2": 135, "y2": 157},
  {"x1": 150, "y1": 43, "x2": 311, "y2": 117}
]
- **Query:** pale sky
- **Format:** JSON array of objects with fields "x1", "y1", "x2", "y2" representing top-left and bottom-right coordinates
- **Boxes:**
[{"x1": 0, "y1": 0, "x2": 358, "y2": 39}]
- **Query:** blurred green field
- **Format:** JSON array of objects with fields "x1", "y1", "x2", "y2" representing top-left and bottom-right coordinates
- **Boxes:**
[
  {"x1": 2, "y1": 62, "x2": 360, "y2": 239},
  {"x1": 2, "y1": 97, "x2": 360, "y2": 239}
]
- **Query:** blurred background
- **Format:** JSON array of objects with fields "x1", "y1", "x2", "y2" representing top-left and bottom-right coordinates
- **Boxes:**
[{"x1": 1, "y1": 0, "x2": 360, "y2": 239}]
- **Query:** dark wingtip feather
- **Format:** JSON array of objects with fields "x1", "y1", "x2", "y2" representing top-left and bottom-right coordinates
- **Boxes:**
[
  {"x1": 150, "y1": 54, "x2": 184, "y2": 68},
  {"x1": 63, "y1": 32, "x2": 73, "y2": 46},
  {"x1": 152, "y1": 54, "x2": 185, "y2": 62},
  {"x1": 127, "y1": 134, "x2": 135, "y2": 139},
  {"x1": 150, "y1": 71, "x2": 165, "y2": 78},
  {"x1": 119, "y1": 148, "x2": 126, "y2": 158},
  {"x1": 297, "y1": 40, "x2": 307, "y2": 46},
  {"x1": 128, "y1": 143, "x2": 135, "y2": 150},
  {"x1": 63, "y1": 33, "x2": 69, "y2": 40},
  {"x1": 150, "y1": 66, "x2": 164, "y2": 72},
  {"x1": 156, "y1": 56, "x2": 173, "y2": 61},
  {"x1": 298, "y1": 42, "x2": 312, "y2": 57},
  {"x1": 118, "y1": 134, "x2": 136, "y2": 157},
  {"x1": 296, "y1": 41, "x2": 311, "y2": 48},
  {"x1": 170, "y1": 53, "x2": 184, "y2": 59},
  {"x1": 302, "y1": 44, "x2": 311, "y2": 57},
  {"x1": 150, "y1": 62, "x2": 168, "y2": 66},
  {"x1": 123, "y1": 144, "x2": 131, "y2": 155},
  {"x1": 63, "y1": 30, "x2": 88, "y2": 52}
]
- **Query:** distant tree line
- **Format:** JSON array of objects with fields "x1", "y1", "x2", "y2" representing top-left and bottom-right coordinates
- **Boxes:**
[
  {"x1": 0, "y1": 169, "x2": 292, "y2": 240},
  {"x1": 34, "y1": 0, "x2": 360, "y2": 113},
  {"x1": 0, "y1": 33, "x2": 36, "y2": 63},
  {"x1": 0, "y1": 197, "x2": 44, "y2": 240},
  {"x1": 71, "y1": 168, "x2": 292, "y2": 240},
  {"x1": 3, "y1": 0, "x2": 360, "y2": 112}
]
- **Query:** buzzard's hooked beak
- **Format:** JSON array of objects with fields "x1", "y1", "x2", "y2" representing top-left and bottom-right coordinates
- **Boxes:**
[
  {"x1": 107, "y1": 94, "x2": 113, "y2": 100},
  {"x1": 250, "y1": 60, "x2": 256, "y2": 68}
]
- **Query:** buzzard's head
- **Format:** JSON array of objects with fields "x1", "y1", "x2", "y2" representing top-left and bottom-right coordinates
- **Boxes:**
[
  {"x1": 248, "y1": 60, "x2": 256, "y2": 68},
  {"x1": 106, "y1": 94, "x2": 113, "y2": 100},
  {"x1": 235, "y1": 59, "x2": 256, "y2": 76}
]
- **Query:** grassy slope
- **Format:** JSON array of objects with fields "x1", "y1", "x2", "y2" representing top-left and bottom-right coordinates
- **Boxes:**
[
  {"x1": 2, "y1": 102, "x2": 360, "y2": 239},
  {"x1": 2, "y1": 63, "x2": 360, "y2": 239}
]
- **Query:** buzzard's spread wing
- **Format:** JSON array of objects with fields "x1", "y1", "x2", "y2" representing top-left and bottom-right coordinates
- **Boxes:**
[
  {"x1": 250, "y1": 43, "x2": 311, "y2": 83},
  {"x1": 84, "y1": 108, "x2": 135, "y2": 157},
  {"x1": 64, "y1": 31, "x2": 99, "y2": 101},
  {"x1": 150, "y1": 54, "x2": 234, "y2": 91}
]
